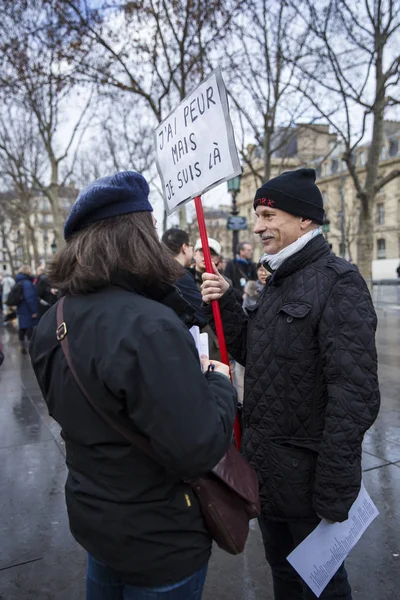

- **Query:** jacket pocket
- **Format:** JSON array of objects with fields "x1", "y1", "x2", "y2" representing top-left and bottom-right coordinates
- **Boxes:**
[
  {"x1": 267, "y1": 438, "x2": 317, "y2": 519},
  {"x1": 274, "y1": 302, "x2": 312, "y2": 358}
]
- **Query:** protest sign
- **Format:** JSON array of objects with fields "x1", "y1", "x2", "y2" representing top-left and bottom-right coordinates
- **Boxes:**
[{"x1": 154, "y1": 67, "x2": 241, "y2": 214}]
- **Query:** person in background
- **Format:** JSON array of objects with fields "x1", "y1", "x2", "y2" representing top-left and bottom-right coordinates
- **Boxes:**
[
  {"x1": 218, "y1": 255, "x2": 227, "y2": 273},
  {"x1": 242, "y1": 261, "x2": 269, "y2": 312},
  {"x1": 193, "y1": 237, "x2": 223, "y2": 283},
  {"x1": 201, "y1": 168, "x2": 380, "y2": 600},
  {"x1": 2, "y1": 269, "x2": 15, "y2": 315},
  {"x1": 193, "y1": 238, "x2": 225, "y2": 360},
  {"x1": 224, "y1": 241, "x2": 257, "y2": 303},
  {"x1": 35, "y1": 265, "x2": 58, "y2": 319},
  {"x1": 29, "y1": 171, "x2": 237, "y2": 600},
  {"x1": 161, "y1": 228, "x2": 207, "y2": 328},
  {"x1": 15, "y1": 265, "x2": 38, "y2": 354}
]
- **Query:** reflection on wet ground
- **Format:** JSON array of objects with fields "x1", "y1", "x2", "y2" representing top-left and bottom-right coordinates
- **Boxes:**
[{"x1": 0, "y1": 309, "x2": 399, "y2": 599}]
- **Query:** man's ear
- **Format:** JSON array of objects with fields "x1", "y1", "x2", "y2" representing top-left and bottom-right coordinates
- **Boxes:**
[{"x1": 300, "y1": 217, "x2": 313, "y2": 230}]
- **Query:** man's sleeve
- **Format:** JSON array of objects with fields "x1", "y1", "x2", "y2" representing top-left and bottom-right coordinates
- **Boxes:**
[
  {"x1": 107, "y1": 317, "x2": 237, "y2": 478},
  {"x1": 204, "y1": 288, "x2": 249, "y2": 366},
  {"x1": 223, "y1": 261, "x2": 245, "y2": 303},
  {"x1": 175, "y1": 272, "x2": 208, "y2": 327},
  {"x1": 314, "y1": 271, "x2": 380, "y2": 522}
]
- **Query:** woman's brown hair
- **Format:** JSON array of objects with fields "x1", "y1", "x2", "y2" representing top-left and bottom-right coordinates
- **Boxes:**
[{"x1": 49, "y1": 212, "x2": 184, "y2": 295}]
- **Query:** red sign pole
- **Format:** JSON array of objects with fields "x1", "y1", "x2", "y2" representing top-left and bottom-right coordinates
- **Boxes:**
[{"x1": 194, "y1": 195, "x2": 242, "y2": 449}]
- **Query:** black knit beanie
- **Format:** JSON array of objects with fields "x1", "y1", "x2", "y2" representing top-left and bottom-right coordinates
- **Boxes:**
[{"x1": 253, "y1": 168, "x2": 324, "y2": 225}]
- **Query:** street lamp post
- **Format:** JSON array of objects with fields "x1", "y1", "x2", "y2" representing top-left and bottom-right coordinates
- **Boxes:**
[{"x1": 227, "y1": 175, "x2": 242, "y2": 259}]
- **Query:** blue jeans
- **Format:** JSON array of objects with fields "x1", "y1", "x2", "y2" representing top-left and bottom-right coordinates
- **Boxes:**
[
  {"x1": 86, "y1": 554, "x2": 208, "y2": 600},
  {"x1": 259, "y1": 518, "x2": 352, "y2": 599}
]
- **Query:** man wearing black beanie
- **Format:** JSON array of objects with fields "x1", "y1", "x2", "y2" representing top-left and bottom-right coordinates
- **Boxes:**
[{"x1": 201, "y1": 168, "x2": 380, "y2": 599}]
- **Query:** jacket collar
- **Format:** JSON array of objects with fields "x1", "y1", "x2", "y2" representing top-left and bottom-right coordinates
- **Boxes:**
[
  {"x1": 111, "y1": 271, "x2": 196, "y2": 324},
  {"x1": 269, "y1": 235, "x2": 331, "y2": 285}
]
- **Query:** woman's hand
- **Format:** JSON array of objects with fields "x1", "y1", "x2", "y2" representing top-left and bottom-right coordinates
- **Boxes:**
[
  {"x1": 201, "y1": 263, "x2": 230, "y2": 304},
  {"x1": 200, "y1": 355, "x2": 230, "y2": 379}
]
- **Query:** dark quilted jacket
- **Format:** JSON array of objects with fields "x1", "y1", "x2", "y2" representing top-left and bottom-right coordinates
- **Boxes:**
[{"x1": 205, "y1": 235, "x2": 380, "y2": 522}]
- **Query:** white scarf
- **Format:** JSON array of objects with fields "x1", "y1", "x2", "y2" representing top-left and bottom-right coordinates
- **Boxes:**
[{"x1": 261, "y1": 228, "x2": 322, "y2": 272}]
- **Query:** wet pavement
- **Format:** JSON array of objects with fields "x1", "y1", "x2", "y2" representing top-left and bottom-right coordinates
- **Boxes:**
[{"x1": 0, "y1": 308, "x2": 399, "y2": 600}]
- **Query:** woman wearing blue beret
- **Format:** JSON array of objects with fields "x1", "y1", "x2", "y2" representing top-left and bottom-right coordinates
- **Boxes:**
[{"x1": 29, "y1": 171, "x2": 237, "y2": 600}]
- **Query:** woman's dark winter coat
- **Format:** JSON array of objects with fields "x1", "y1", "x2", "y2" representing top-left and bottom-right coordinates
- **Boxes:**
[
  {"x1": 29, "y1": 275, "x2": 237, "y2": 587},
  {"x1": 15, "y1": 273, "x2": 38, "y2": 329}
]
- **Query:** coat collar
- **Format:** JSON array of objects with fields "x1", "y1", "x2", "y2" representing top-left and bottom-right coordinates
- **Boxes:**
[
  {"x1": 269, "y1": 235, "x2": 331, "y2": 285},
  {"x1": 111, "y1": 271, "x2": 196, "y2": 325}
]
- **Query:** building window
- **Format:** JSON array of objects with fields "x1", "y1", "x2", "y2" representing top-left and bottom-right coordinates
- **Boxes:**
[
  {"x1": 322, "y1": 192, "x2": 328, "y2": 206},
  {"x1": 377, "y1": 203, "x2": 385, "y2": 225},
  {"x1": 377, "y1": 238, "x2": 386, "y2": 259},
  {"x1": 331, "y1": 159, "x2": 338, "y2": 174},
  {"x1": 380, "y1": 145, "x2": 387, "y2": 160},
  {"x1": 40, "y1": 198, "x2": 50, "y2": 211},
  {"x1": 359, "y1": 150, "x2": 365, "y2": 166}
]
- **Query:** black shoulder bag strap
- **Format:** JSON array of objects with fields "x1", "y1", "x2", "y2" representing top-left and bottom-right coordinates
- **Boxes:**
[{"x1": 56, "y1": 296, "x2": 157, "y2": 460}]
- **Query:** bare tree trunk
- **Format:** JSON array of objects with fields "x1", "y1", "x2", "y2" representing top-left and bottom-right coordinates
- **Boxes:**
[
  {"x1": 178, "y1": 205, "x2": 187, "y2": 230},
  {"x1": 357, "y1": 46, "x2": 386, "y2": 281},
  {"x1": 356, "y1": 203, "x2": 374, "y2": 282},
  {"x1": 2, "y1": 227, "x2": 17, "y2": 275},
  {"x1": 263, "y1": 118, "x2": 272, "y2": 183},
  {"x1": 48, "y1": 164, "x2": 65, "y2": 249},
  {"x1": 26, "y1": 221, "x2": 39, "y2": 267}
]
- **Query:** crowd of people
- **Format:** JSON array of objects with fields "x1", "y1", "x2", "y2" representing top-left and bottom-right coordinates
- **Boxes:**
[
  {"x1": 0, "y1": 263, "x2": 57, "y2": 353},
  {"x1": 1, "y1": 168, "x2": 380, "y2": 600}
]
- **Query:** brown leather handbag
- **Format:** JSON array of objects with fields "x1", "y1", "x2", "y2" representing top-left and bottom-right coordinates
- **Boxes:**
[{"x1": 56, "y1": 297, "x2": 260, "y2": 555}]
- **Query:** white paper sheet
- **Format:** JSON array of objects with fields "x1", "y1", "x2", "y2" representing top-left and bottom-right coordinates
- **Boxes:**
[
  {"x1": 189, "y1": 326, "x2": 209, "y2": 359},
  {"x1": 287, "y1": 483, "x2": 379, "y2": 598},
  {"x1": 198, "y1": 332, "x2": 209, "y2": 359}
]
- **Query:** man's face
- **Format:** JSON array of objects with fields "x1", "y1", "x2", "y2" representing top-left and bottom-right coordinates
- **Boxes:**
[
  {"x1": 254, "y1": 206, "x2": 309, "y2": 255},
  {"x1": 240, "y1": 244, "x2": 253, "y2": 260},
  {"x1": 194, "y1": 248, "x2": 219, "y2": 273},
  {"x1": 182, "y1": 243, "x2": 193, "y2": 267}
]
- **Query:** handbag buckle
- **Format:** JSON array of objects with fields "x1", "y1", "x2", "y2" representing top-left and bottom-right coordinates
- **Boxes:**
[{"x1": 56, "y1": 322, "x2": 67, "y2": 341}]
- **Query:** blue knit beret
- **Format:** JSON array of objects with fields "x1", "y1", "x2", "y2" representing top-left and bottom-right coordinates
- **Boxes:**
[{"x1": 64, "y1": 171, "x2": 153, "y2": 240}]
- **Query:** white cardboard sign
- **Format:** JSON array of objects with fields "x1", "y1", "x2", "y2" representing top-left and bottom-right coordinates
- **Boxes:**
[{"x1": 154, "y1": 68, "x2": 241, "y2": 214}]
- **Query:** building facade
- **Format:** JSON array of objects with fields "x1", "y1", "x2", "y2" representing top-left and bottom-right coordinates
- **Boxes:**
[
  {"x1": 1, "y1": 187, "x2": 76, "y2": 276},
  {"x1": 236, "y1": 122, "x2": 400, "y2": 276}
]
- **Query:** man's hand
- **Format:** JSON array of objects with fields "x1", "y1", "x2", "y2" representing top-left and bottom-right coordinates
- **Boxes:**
[
  {"x1": 201, "y1": 264, "x2": 230, "y2": 304},
  {"x1": 32, "y1": 313, "x2": 37, "y2": 319},
  {"x1": 317, "y1": 513, "x2": 336, "y2": 525},
  {"x1": 200, "y1": 355, "x2": 230, "y2": 378}
]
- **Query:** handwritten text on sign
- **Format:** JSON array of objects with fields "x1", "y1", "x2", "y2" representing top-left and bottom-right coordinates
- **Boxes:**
[{"x1": 154, "y1": 68, "x2": 241, "y2": 214}]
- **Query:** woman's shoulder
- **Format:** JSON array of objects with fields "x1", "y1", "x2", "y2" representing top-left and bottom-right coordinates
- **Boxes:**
[{"x1": 92, "y1": 285, "x2": 186, "y2": 334}]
